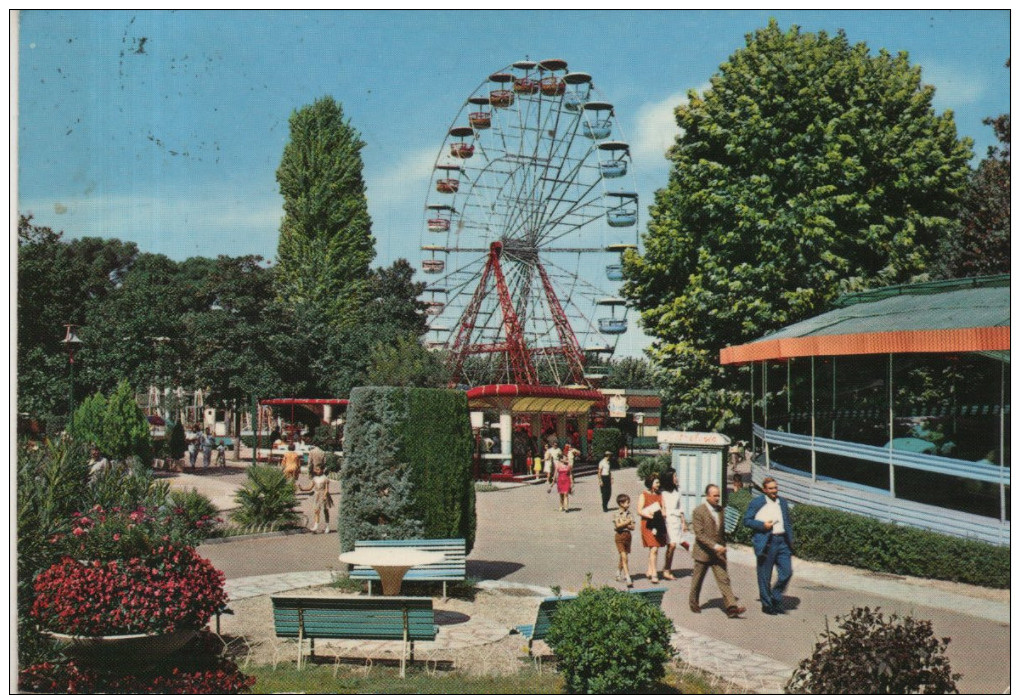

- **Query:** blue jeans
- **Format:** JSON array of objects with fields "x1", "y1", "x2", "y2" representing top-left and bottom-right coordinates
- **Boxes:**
[{"x1": 756, "y1": 534, "x2": 792, "y2": 611}]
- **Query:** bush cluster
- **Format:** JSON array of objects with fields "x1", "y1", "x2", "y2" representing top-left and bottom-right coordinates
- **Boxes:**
[
  {"x1": 68, "y1": 380, "x2": 152, "y2": 463},
  {"x1": 591, "y1": 428, "x2": 622, "y2": 464},
  {"x1": 786, "y1": 606, "x2": 961, "y2": 694},
  {"x1": 726, "y1": 488, "x2": 1009, "y2": 588},
  {"x1": 32, "y1": 544, "x2": 227, "y2": 636},
  {"x1": 339, "y1": 387, "x2": 476, "y2": 554},
  {"x1": 546, "y1": 586, "x2": 676, "y2": 693},
  {"x1": 635, "y1": 453, "x2": 672, "y2": 483},
  {"x1": 231, "y1": 465, "x2": 300, "y2": 528}
]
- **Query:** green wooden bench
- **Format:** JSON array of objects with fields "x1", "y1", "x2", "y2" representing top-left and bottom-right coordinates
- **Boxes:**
[
  {"x1": 512, "y1": 587, "x2": 667, "y2": 657},
  {"x1": 348, "y1": 538, "x2": 467, "y2": 600},
  {"x1": 271, "y1": 594, "x2": 437, "y2": 677}
]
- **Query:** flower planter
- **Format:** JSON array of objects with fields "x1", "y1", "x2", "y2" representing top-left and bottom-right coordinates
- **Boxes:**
[{"x1": 44, "y1": 629, "x2": 197, "y2": 666}]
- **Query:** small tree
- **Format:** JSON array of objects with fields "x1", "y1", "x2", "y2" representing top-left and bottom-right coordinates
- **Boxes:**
[
  {"x1": 102, "y1": 380, "x2": 152, "y2": 463},
  {"x1": 546, "y1": 586, "x2": 676, "y2": 693},
  {"x1": 786, "y1": 606, "x2": 961, "y2": 694},
  {"x1": 591, "y1": 428, "x2": 623, "y2": 462},
  {"x1": 167, "y1": 420, "x2": 187, "y2": 462},
  {"x1": 68, "y1": 392, "x2": 108, "y2": 449}
]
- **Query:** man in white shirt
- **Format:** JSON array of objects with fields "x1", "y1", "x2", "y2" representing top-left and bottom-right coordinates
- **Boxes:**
[
  {"x1": 742, "y1": 477, "x2": 795, "y2": 615},
  {"x1": 597, "y1": 451, "x2": 612, "y2": 512}
]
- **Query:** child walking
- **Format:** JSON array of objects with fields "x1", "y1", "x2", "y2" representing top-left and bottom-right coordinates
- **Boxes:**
[{"x1": 613, "y1": 493, "x2": 636, "y2": 587}]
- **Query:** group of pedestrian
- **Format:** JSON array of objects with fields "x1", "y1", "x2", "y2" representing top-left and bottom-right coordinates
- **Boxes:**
[
  {"x1": 187, "y1": 426, "x2": 226, "y2": 469},
  {"x1": 609, "y1": 469, "x2": 795, "y2": 619}
]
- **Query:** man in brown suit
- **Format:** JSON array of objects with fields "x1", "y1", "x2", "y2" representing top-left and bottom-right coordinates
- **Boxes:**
[{"x1": 690, "y1": 484, "x2": 746, "y2": 618}]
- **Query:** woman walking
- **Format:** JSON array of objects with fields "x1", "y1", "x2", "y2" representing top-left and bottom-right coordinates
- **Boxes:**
[
  {"x1": 281, "y1": 443, "x2": 302, "y2": 484},
  {"x1": 638, "y1": 474, "x2": 668, "y2": 583},
  {"x1": 554, "y1": 453, "x2": 574, "y2": 512},
  {"x1": 660, "y1": 469, "x2": 689, "y2": 581}
]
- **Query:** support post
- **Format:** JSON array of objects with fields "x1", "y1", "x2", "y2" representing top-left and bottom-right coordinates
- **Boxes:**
[
  {"x1": 556, "y1": 414, "x2": 567, "y2": 448},
  {"x1": 499, "y1": 408, "x2": 513, "y2": 470},
  {"x1": 763, "y1": 363, "x2": 770, "y2": 470},
  {"x1": 810, "y1": 356, "x2": 816, "y2": 482},
  {"x1": 577, "y1": 411, "x2": 590, "y2": 459},
  {"x1": 999, "y1": 360, "x2": 1006, "y2": 538},
  {"x1": 888, "y1": 354, "x2": 895, "y2": 499}
]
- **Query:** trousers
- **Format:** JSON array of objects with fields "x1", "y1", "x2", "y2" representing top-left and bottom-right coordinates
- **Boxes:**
[
  {"x1": 689, "y1": 557, "x2": 738, "y2": 610},
  {"x1": 600, "y1": 475, "x2": 612, "y2": 511},
  {"x1": 756, "y1": 534, "x2": 793, "y2": 611}
]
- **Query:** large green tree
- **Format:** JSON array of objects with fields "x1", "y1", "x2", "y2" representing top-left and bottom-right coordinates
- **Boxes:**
[
  {"x1": 624, "y1": 20, "x2": 973, "y2": 430},
  {"x1": 275, "y1": 96, "x2": 376, "y2": 329},
  {"x1": 937, "y1": 112, "x2": 1010, "y2": 278}
]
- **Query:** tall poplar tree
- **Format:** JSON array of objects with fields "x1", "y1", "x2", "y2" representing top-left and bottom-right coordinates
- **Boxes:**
[
  {"x1": 275, "y1": 96, "x2": 376, "y2": 329},
  {"x1": 624, "y1": 20, "x2": 973, "y2": 430}
]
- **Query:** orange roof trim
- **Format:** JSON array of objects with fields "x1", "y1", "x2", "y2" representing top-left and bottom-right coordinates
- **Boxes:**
[{"x1": 720, "y1": 327, "x2": 1010, "y2": 365}]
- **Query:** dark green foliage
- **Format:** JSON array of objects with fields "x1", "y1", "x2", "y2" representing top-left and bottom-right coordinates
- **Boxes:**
[
  {"x1": 602, "y1": 357, "x2": 661, "y2": 390},
  {"x1": 275, "y1": 96, "x2": 375, "y2": 331},
  {"x1": 168, "y1": 420, "x2": 187, "y2": 460},
  {"x1": 167, "y1": 489, "x2": 221, "y2": 541},
  {"x1": 937, "y1": 112, "x2": 1010, "y2": 278},
  {"x1": 323, "y1": 453, "x2": 342, "y2": 475},
  {"x1": 339, "y1": 387, "x2": 475, "y2": 554},
  {"x1": 545, "y1": 586, "x2": 677, "y2": 693},
  {"x1": 231, "y1": 465, "x2": 300, "y2": 528},
  {"x1": 726, "y1": 488, "x2": 1008, "y2": 588},
  {"x1": 786, "y1": 606, "x2": 960, "y2": 694},
  {"x1": 17, "y1": 439, "x2": 91, "y2": 666},
  {"x1": 635, "y1": 454, "x2": 672, "y2": 483},
  {"x1": 365, "y1": 334, "x2": 450, "y2": 387},
  {"x1": 624, "y1": 20, "x2": 973, "y2": 431},
  {"x1": 591, "y1": 428, "x2": 623, "y2": 463},
  {"x1": 87, "y1": 460, "x2": 163, "y2": 512},
  {"x1": 69, "y1": 381, "x2": 152, "y2": 463}
]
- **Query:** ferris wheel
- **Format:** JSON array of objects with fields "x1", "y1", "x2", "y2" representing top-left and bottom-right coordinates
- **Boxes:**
[{"x1": 420, "y1": 58, "x2": 639, "y2": 388}]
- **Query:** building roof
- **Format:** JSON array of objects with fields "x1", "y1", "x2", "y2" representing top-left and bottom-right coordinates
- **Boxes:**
[
  {"x1": 720, "y1": 275, "x2": 1010, "y2": 365},
  {"x1": 466, "y1": 384, "x2": 604, "y2": 414}
]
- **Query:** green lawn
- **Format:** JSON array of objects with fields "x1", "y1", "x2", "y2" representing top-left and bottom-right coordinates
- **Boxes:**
[{"x1": 247, "y1": 662, "x2": 736, "y2": 693}]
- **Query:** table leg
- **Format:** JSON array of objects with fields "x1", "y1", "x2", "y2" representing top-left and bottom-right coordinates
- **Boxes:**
[{"x1": 375, "y1": 566, "x2": 411, "y2": 596}]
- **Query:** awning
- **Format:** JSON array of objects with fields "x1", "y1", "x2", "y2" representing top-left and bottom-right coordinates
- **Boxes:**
[
  {"x1": 466, "y1": 384, "x2": 605, "y2": 414},
  {"x1": 259, "y1": 398, "x2": 349, "y2": 406},
  {"x1": 720, "y1": 276, "x2": 1010, "y2": 365}
]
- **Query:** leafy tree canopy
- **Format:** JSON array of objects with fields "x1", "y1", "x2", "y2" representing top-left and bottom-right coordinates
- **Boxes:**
[
  {"x1": 623, "y1": 20, "x2": 973, "y2": 430},
  {"x1": 275, "y1": 95, "x2": 376, "y2": 329}
]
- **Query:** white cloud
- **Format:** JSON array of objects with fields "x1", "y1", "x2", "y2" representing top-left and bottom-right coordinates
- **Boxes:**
[
  {"x1": 630, "y1": 89, "x2": 689, "y2": 164},
  {"x1": 366, "y1": 146, "x2": 438, "y2": 201},
  {"x1": 920, "y1": 61, "x2": 987, "y2": 109}
]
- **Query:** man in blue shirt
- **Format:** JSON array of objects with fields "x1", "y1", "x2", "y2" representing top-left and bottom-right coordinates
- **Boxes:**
[{"x1": 742, "y1": 477, "x2": 794, "y2": 615}]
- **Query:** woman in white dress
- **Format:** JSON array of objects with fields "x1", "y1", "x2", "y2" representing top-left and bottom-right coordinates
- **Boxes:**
[{"x1": 659, "y1": 468, "x2": 689, "y2": 581}]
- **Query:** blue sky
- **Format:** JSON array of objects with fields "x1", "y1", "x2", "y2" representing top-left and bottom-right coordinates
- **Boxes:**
[{"x1": 15, "y1": 10, "x2": 1011, "y2": 358}]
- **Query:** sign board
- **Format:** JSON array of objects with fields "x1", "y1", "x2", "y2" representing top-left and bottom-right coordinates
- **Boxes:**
[
  {"x1": 657, "y1": 430, "x2": 730, "y2": 447},
  {"x1": 607, "y1": 394, "x2": 629, "y2": 418}
]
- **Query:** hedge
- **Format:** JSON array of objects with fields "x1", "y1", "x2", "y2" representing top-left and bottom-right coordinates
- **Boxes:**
[
  {"x1": 339, "y1": 387, "x2": 476, "y2": 554},
  {"x1": 591, "y1": 428, "x2": 623, "y2": 464},
  {"x1": 726, "y1": 488, "x2": 1009, "y2": 589}
]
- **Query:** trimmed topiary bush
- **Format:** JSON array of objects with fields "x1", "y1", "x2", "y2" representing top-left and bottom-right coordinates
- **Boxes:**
[
  {"x1": 339, "y1": 386, "x2": 475, "y2": 554},
  {"x1": 726, "y1": 488, "x2": 1009, "y2": 588},
  {"x1": 545, "y1": 586, "x2": 676, "y2": 693},
  {"x1": 591, "y1": 427, "x2": 623, "y2": 463},
  {"x1": 786, "y1": 606, "x2": 960, "y2": 694}
]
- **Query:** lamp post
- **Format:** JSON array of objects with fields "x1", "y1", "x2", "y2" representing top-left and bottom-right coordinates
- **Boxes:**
[{"x1": 62, "y1": 324, "x2": 83, "y2": 417}]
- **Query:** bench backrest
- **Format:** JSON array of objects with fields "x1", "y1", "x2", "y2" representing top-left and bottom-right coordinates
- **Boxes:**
[
  {"x1": 271, "y1": 595, "x2": 436, "y2": 642},
  {"x1": 531, "y1": 587, "x2": 667, "y2": 640},
  {"x1": 350, "y1": 538, "x2": 466, "y2": 581}
]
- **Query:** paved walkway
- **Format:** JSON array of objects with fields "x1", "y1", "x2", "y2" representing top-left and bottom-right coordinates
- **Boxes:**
[{"x1": 192, "y1": 465, "x2": 1010, "y2": 693}]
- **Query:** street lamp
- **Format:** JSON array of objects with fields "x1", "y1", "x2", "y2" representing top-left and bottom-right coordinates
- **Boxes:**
[{"x1": 62, "y1": 323, "x2": 83, "y2": 417}]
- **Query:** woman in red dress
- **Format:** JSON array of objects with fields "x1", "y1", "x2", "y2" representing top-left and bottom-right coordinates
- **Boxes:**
[
  {"x1": 638, "y1": 474, "x2": 667, "y2": 583},
  {"x1": 555, "y1": 453, "x2": 574, "y2": 512}
]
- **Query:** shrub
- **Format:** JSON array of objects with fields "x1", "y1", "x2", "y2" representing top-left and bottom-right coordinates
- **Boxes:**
[
  {"x1": 31, "y1": 544, "x2": 227, "y2": 636},
  {"x1": 339, "y1": 387, "x2": 476, "y2": 553},
  {"x1": 635, "y1": 453, "x2": 672, "y2": 483},
  {"x1": 726, "y1": 488, "x2": 1009, "y2": 588},
  {"x1": 67, "y1": 392, "x2": 108, "y2": 448},
  {"x1": 323, "y1": 452, "x2": 342, "y2": 475},
  {"x1": 786, "y1": 606, "x2": 961, "y2": 694},
  {"x1": 231, "y1": 465, "x2": 300, "y2": 528},
  {"x1": 545, "y1": 586, "x2": 676, "y2": 693},
  {"x1": 166, "y1": 489, "x2": 222, "y2": 540},
  {"x1": 591, "y1": 427, "x2": 623, "y2": 463}
]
